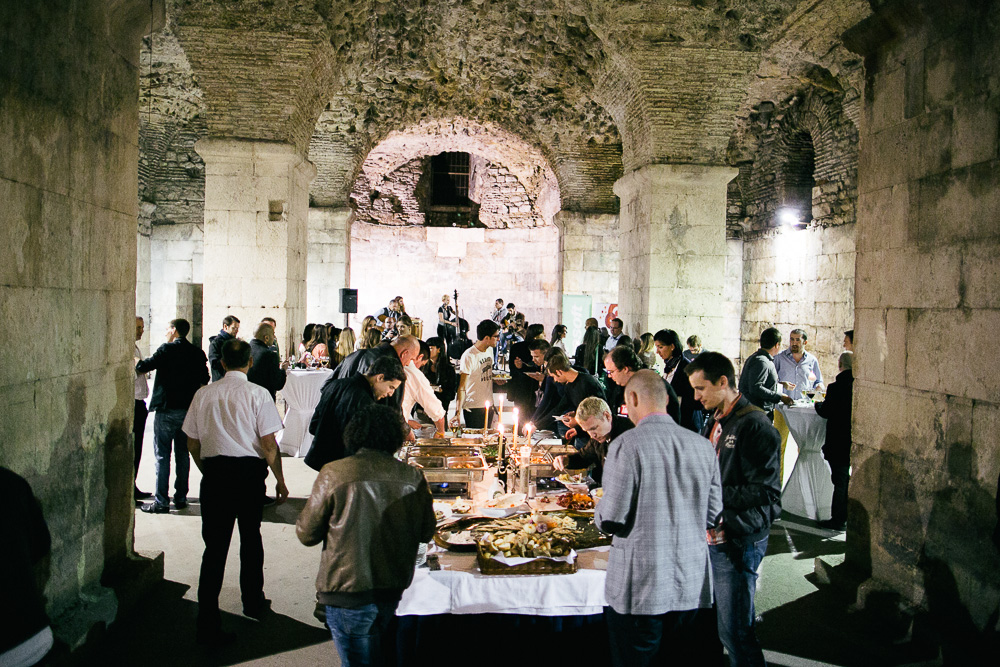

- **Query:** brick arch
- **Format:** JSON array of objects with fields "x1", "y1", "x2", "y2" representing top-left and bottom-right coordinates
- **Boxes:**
[{"x1": 349, "y1": 117, "x2": 562, "y2": 227}]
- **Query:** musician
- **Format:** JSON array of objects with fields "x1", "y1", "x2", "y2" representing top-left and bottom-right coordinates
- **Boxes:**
[
  {"x1": 371, "y1": 297, "x2": 402, "y2": 324},
  {"x1": 437, "y1": 293, "x2": 458, "y2": 346}
]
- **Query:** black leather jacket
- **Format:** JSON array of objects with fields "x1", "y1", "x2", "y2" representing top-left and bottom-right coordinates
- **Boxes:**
[
  {"x1": 702, "y1": 395, "x2": 781, "y2": 543},
  {"x1": 296, "y1": 449, "x2": 436, "y2": 607},
  {"x1": 136, "y1": 338, "x2": 209, "y2": 411}
]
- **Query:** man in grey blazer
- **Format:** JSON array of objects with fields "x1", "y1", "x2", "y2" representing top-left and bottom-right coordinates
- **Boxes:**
[{"x1": 595, "y1": 370, "x2": 723, "y2": 667}]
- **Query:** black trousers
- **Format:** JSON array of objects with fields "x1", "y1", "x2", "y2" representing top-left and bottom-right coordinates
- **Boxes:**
[
  {"x1": 605, "y1": 606, "x2": 722, "y2": 667},
  {"x1": 462, "y1": 407, "x2": 495, "y2": 429},
  {"x1": 197, "y1": 456, "x2": 267, "y2": 630},
  {"x1": 133, "y1": 400, "x2": 148, "y2": 488},
  {"x1": 830, "y1": 463, "x2": 850, "y2": 525}
]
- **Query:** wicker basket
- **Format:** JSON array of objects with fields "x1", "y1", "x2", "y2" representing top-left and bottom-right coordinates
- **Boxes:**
[{"x1": 475, "y1": 544, "x2": 577, "y2": 576}]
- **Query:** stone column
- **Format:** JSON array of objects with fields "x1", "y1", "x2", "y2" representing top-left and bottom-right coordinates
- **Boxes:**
[
  {"x1": 614, "y1": 164, "x2": 735, "y2": 349},
  {"x1": 196, "y1": 139, "x2": 315, "y2": 355},
  {"x1": 307, "y1": 207, "x2": 352, "y2": 325}
]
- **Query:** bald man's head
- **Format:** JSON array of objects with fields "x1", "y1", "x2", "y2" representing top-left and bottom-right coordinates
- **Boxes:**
[
  {"x1": 623, "y1": 369, "x2": 668, "y2": 425},
  {"x1": 254, "y1": 322, "x2": 275, "y2": 343},
  {"x1": 392, "y1": 335, "x2": 420, "y2": 366}
]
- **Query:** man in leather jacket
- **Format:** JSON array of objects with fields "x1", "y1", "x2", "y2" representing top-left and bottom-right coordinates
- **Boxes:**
[
  {"x1": 686, "y1": 352, "x2": 781, "y2": 667},
  {"x1": 297, "y1": 404, "x2": 435, "y2": 666}
]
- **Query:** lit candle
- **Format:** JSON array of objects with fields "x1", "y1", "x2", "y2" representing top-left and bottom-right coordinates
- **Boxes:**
[
  {"x1": 484, "y1": 400, "x2": 491, "y2": 430},
  {"x1": 512, "y1": 408, "x2": 519, "y2": 448},
  {"x1": 497, "y1": 394, "x2": 505, "y2": 429},
  {"x1": 526, "y1": 422, "x2": 535, "y2": 445}
]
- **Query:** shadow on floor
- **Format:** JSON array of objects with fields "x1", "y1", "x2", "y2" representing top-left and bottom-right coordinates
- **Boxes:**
[{"x1": 90, "y1": 580, "x2": 329, "y2": 667}]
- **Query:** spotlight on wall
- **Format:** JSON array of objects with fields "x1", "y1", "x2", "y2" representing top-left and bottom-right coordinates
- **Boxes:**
[{"x1": 778, "y1": 207, "x2": 803, "y2": 227}]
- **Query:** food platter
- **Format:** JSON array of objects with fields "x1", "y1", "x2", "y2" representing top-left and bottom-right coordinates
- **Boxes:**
[{"x1": 434, "y1": 511, "x2": 611, "y2": 553}]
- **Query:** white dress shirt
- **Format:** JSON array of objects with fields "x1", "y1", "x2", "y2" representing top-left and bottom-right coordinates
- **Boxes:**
[
  {"x1": 134, "y1": 343, "x2": 149, "y2": 400},
  {"x1": 182, "y1": 371, "x2": 283, "y2": 459},
  {"x1": 402, "y1": 361, "x2": 446, "y2": 423}
]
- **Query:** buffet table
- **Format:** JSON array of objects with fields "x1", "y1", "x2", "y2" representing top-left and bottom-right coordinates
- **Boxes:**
[
  {"x1": 775, "y1": 402, "x2": 834, "y2": 520},
  {"x1": 277, "y1": 368, "x2": 332, "y2": 457}
]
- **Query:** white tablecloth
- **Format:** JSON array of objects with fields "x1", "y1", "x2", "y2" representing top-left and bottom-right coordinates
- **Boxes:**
[
  {"x1": 397, "y1": 547, "x2": 609, "y2": 616},
  {"x1": 777, "y1": 403, "x2": 834, "y2": 521},
  {"x1": 278, "y1": 369, "x2": 332, "y2": 457}
]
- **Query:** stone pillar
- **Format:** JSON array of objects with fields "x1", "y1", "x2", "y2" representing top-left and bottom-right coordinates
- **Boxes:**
[
  {"x1": 845, "y1": 0, "x2": 1000, "y2": 632},
  {"x1": 307, "y1": 207, "x2": 352, "y2": 325},
  {"x1": 196, "y1": 139, "x2": 315, "y2": 355},
  {"x1": 614, "y1": 164, "x2": 735, "y2": 349},
  {"x1": 136, "y1": 202, "x2": 155, "y2": 356},
  {"x1": 554, "y1": 210, "x2": 620, "y2": 322}
]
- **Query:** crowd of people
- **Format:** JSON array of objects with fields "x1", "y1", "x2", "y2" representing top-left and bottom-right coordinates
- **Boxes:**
[{"x1": 114, "y1": 297, "x2": 857, "y2": 665}]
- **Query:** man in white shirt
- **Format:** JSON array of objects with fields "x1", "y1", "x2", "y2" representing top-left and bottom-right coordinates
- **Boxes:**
[
  {"x1": 402, "y1": 340, "x2": 446, "y2": 435},
  {"x1": 183, "y1": 339, "x2": 289, "y2": 646},
  {"x1": 453, "y1": 320, "x2": 502, "y2": 429},
  {"x1": 133, "y1": 316, "x2": 152, "y2": 503},
  {"x1": 774, "y1": 328, "x2": 823, "y2": 400}
]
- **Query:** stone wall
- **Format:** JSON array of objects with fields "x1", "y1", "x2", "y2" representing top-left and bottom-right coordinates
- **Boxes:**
[
  {"x1": 740, "y1": 224, "x2": 855, "y2": 376},
  {"x1": 722, "y1": 239, "x2": 744, "y2": 360},
  {"x1": 554, "y1": 210, "x2": 619, "y2": 323},
  {"x1": 0, "y1": 0, "x2": 153, "y2": 647},
  {"x1": 348, "y1": 222, "x2": 560, "y2": 333},
  {"x1": 149, "y1": 223, "x2": 205, "y2": 350},
  {"x1": 846, "y1": 0, "x2": 1000, "y2": 638},
  {"x1": 307, "y1": 207, "x2": 352, "y2": 326}
]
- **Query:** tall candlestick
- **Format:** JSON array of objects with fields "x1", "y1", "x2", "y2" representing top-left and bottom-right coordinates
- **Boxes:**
[
  {"x1": 497, "y1": 394, "x2": 505, "y2": 430},
  {"x1": 512, "y1": 408, "x2": 519, "y2": 449},
  {"x1": 484, "y1": 400, "x2": 491, "y2": 430},
  {"x1": 525, "y1": 422, "x2": 535, "y2": 446}
]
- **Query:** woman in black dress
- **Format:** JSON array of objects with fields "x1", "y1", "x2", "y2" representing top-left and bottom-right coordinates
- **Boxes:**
[
  {"x1": 653, "y1": 328, "x2": 700, "y2": 432},
  {"x1": 423, "y1": 336, "x2": 457, "y2": 417}
]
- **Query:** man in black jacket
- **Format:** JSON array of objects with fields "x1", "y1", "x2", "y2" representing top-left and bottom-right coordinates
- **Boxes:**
[
  {"x1": 603, "y1": 345, "x2": 680, "y2": 424},
  {"x1": 136, "y1": 318, "x2": 210, "y2": 513},
  {"x1": 553, "y1": 396, "x2": 633, "y2": 484},
  {"x1": 815, "y1": 352, "x2": 854, "y2": 531},
  {"x1": 738, "y1": 327, "x2": 793, "y2": 417},
  {"x1": 326, "y1": 336, "x2": 419, "y2": 412},
  {"x1": 547, "y1": 352, "x2": 606, "y2": 448},
  {"x1": 207, "y1": 315, "x2": 240, "y2": 382},
  {"x1": 306, "y1": 356, "x2": 406, "y2": 471},
  {"x1": 686, "y1": 352, "x2": 781, "y2": 667},
  {"x1": 247, "y1": 322, "x2": 286, "y2": 401}
]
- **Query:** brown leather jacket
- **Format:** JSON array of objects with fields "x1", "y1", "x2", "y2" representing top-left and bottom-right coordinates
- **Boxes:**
[{"x1": 296, "y1": 449, "x2": 436, "y2": 606}]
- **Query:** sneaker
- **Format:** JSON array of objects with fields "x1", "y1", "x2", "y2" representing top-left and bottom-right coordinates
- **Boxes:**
[{"x1": 140, "y1": 502, "x2": 170, "y2": 514}]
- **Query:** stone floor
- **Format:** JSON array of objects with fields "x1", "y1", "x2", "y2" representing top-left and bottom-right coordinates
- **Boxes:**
[{"x1": 89, "y1": 418, "x2": 945, "y2": 666}]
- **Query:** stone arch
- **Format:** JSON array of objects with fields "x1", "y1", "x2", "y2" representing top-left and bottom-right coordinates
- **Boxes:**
[{"x1": 349, "y1": 117, "x2": 562, "y2": 227}]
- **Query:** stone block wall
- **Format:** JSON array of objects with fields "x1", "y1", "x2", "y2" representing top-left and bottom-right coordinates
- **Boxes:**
[
  {"x1": 0, "y1": 0, "x2": 152, "y2": 646},
  {"x1": 554, "y1": 210, "x2": 620, "y2": 324},
  {"x1": 847, "y1": 0, "x2": 1000, "y2": 635},
  {"x1": 307, "y1": 207, "x2": 352, "y2": 326},
  {"x1": 149, "y1": 223, "x2": 205, "y2": 349},
  {"x1": 722, "y1": 239, "x2": 744, "y2": 360},
  {"x1": 348, "y1": 222, "x2": 560, "y2": 333},
  {"x1": 740, "y1": 224, "x2": 855, "y2": 375}
]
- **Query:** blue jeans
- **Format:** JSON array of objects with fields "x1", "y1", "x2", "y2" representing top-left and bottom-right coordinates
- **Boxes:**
[
  {"x1": 152, "y1": 408, "x2": 190, "y2": 507},
  {"x1": 325, "y1": 601, "x2": 398, "y2": 667},
  {"x1": 710, "y1": 536, "x2": 769, "y2": 667}
]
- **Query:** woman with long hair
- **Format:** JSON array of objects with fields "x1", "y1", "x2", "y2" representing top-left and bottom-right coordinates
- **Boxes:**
[
  {"x1": 637, "y1": 332, "x2": 657, "y2": 371},
  {"x1": 653, "y1": 328, "x2": 698, "y2": 431},
  {"x1": 331, "y1": 327, "x2": 355, "y2": 369},
  {"x1": 573, "y1": 325, "x2": 602, "y2": 375},
  {"x1": 423, "y1": 336, "x2": 457, "y2": 416},
  {"x1": 303, "y1": 324, "x2": 330, "y2": 362},
  {"x1": 358, "y1": 316, "x2": 377, "y2": 350},
  {"x1": 299, "y1": 323, "x2": 316, "y2": 357},
  {"x1": 550, "y1": 324, "x2": 568, "y2": 352},
  {"x1": 359, "y1": 327, "x2": 382, "y2": 350}
]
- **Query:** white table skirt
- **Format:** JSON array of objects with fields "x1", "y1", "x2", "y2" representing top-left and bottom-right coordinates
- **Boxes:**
[
  {"x1": 397, "y1": 547, "x2": 609, "y2": 617},
  {"x1": 777, "y1": 403, "x2": 834, "y2": 521},
  {"x1": 278, "y1": 369, "x2": 332, "y2": 457}
]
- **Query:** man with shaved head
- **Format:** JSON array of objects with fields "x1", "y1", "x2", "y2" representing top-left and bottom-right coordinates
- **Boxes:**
[
  {"x1": 325, "y1": 334, "x2": 420, "y2": 413},
  {"x1": 247, "y1": 322, "x2": 286, "y2": 401},
  {"x1": 595, "y1": 369, "x2": 722, "y2": 665}
]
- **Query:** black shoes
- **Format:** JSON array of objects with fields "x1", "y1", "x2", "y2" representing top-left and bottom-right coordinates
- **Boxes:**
[
  {"x1": 819, "y1": 519, "x2": 846, "y2": 531},
  {"x1": 262, "y1": 495, "x2": 276, "y2": 507},
  {"x1": 174, "y1": 498, "x2": 189, "y2": 510},
  {"x1": 243, "y1": 598, "x2": 272, "y2": 620},
  {"x1": 140, "y1": 502, "x2": 170, "y2": 514}
]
